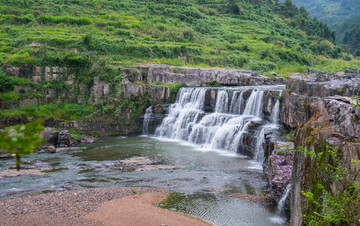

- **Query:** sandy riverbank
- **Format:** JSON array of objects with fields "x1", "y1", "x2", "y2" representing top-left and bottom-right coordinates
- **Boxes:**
[{"x1": 0, "y1": 187, "x2": 211, "y2": 226}]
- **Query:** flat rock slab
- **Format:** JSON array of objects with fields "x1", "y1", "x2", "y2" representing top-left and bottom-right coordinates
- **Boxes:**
[
  {"x1": 0, "y1": 168, "x2": 49, "y2": 179},
  {"x1": 230, "y1": 193, "x2": 273, "y2": 202},
  {"x1": 118, "y1": 157, "x2": 154, "y2": 165},
  {"x1": 136, "y1": 165, "x2": 186, "y2": 171}
]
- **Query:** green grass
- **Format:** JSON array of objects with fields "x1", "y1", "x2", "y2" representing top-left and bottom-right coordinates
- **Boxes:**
[
  {"x1": 0, "y1": 0, "x2": 356, "y2": 74},
  {"x1": 0, "y1": 103, "x2": 94, "y2": 121}
]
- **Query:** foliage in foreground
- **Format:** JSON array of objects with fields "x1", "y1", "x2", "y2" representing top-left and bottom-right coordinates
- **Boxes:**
[{"x1": 0, "y1": 120, "x2": 44, "y2": 170}]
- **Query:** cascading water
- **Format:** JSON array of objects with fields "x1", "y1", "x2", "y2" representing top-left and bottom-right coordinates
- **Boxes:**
[
  {"x1": 277, "y1": 184, "x2": 291, "y2": 213},
  {"x1": 142, "y1": 106, "x2": 154, "y2": 135},
  {"x1": 229, "y1": 91, "x2": 245, "y2": 114},
  {"x1": 254, "y1": 127, "x2": 266, "y2": 162},
  {"x1": 270, "y1": 91, "x2": 282, "y2": 124},
  {"x1": 153, "y1": 86, "x2": 283, "y2": 158},
  {"x1": 270, "y1": 184, "x2": 291, "y2": 224}
]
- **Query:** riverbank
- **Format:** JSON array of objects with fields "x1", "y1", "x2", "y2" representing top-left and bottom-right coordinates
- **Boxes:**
[{"x1": 0, "y1": 187, "x2": 211, "y2": 226}]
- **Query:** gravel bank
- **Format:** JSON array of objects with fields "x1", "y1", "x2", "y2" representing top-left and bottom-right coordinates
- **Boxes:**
[{"x1": 0, "y1": 187, "x2": 187, "y2": 226}]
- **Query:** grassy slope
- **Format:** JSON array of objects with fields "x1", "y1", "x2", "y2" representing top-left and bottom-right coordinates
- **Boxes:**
[
  {"x1": 0, "y1": 0, "x2": 359, "y2": 127},
  {"x1": 0, "y1": 0, "x2": 358, "y2": 75}
]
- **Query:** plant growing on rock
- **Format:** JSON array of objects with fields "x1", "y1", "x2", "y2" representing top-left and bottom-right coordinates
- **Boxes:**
[
  {"x1": 0, "y1": 120, "x2": 44, "y2": 170},
  {"x1": 295, "y1": 145, "x2": 360, "y2": 225}
]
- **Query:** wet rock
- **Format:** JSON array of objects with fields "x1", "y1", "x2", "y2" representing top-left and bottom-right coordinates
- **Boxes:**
[
  {"x1": 40, "y1": 127, "x2": 59, "y2": 145},
  {"x1": 58, "y1": 130, "x2": 77, "y2": 147},
  {"x1": 136, "y1": 165, "x2": 186, "y2": 171},
  {"x1": 0, "y1": 152, "x2": 12, "y2": 158},
  {"x1": 118, "y1": 157, "x2": 154, "y2": 166},
  {"x1": 230, "y1": 193, "x2": 273, "y2": 203},
  {"x1": 0, "y1": 169, "x2": 48, "y2": 179},
  {"x1": 267, "y1": 142, "x2": 294, "y2": 199},
  {"x1": 56, "y1": 147, "x2": 81, "y2": 152},
  {"x1": 79, "y1": 136, "x2": 95, "y2": 143},
  {"x1": 48, "y1": 146, "x2": 56, "y2": 153}
]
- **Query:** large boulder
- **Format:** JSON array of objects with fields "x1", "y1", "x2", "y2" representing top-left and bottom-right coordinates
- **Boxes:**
[
  {"x1": 40, "y1": 127, "x2": 59, "y2": 145},
  {"x1": 58, "y1": 130, "x2": 77, "y2": 147}
]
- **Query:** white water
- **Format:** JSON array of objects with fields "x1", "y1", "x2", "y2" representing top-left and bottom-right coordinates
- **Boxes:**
[
  {"x1": 277, "y1": 184, "x2": 291, "y2": 213},
  {"x1": 270, "y1": 92, "x2": 282, "y2": 124},
  {"x1": 270, "y1": 184, "x2": 291, "y2": 224},
  {"x1": 142, "y1": 106, "x2": 154, "y2": 135},
  {"x1": 154, "y1": 87, "x2": 281, "y2": 157},
  {"x1": 254, "y1": 127, "x2": 267, "y2": 162}
]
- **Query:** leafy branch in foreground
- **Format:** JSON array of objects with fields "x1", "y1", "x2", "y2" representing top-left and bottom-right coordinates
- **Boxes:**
[{"x1": 0, "y1": 120, "x2": 45, "y2": 171}]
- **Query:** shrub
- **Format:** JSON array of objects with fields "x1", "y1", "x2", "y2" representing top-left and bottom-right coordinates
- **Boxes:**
[
  {"x1": 5, "y1": 52, "x2": 34, "y2": 66},
  {"x1": 169, "y1": 83, "x2": 183, "y2": 95}
]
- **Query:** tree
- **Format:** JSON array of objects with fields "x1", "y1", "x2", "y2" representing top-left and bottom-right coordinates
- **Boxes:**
[{"x1": 0, "y1": 121, "x2": 44, "y2": 171}]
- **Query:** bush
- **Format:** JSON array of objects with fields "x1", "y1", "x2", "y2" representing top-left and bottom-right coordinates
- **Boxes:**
[
  {"x1": 5, "y1": 52, "x2": 34, "y2": 66},
  {"x1": 206, "y1": 80, "x2": 221, "y2": 87},
  {"x1": 0, "y1": 73, "x2": 31, "y2": 92},
  {"x1": 247, "y1": 60, "x2": 277, "y2": 72},
  {"x1": 37, "y1": 15, "x2": 93, "y2": 26},
  {"x1": 169, "y1": 83, "x2": 183, "y2": 95}
]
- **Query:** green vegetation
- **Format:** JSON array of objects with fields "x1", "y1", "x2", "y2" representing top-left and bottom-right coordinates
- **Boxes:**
[
  {"x1": 291, "y1": 0, "x2": 360, "y2": 57},
  {"x1": 206, "y1": 80, "x2": 222, "y2": 87},
  {"x1": 337, "y1": 15, "x2": 360, "y2": 57},
  {"x1": 0, "y1": 0, "x2": 359, "y2": 126},
  {"x1": 291, "y1": 0, "x2": 360, "y2": 26},
  {"x1": 0, "y1": 120, "x2": 44, "y2": 170},
  {"x1": 0, "y1": 0, "x2": 357, "y2": 74},
  {"x1": 0, "y1": 103, "x2": 94, "y2": 122},
  {"x1": 279, "y1": 145, "x2": 360, "y2": 225}
]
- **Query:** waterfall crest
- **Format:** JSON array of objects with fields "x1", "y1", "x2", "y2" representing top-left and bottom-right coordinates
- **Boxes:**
[{"x1": 153, "y1": 87, "x2": 284, "y2": 157}]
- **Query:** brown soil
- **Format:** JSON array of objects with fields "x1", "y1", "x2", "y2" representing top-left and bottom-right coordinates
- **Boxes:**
[
  {"x1": 0, "y1": 187, "x2": 211, "y2": 226},
  {"x1": 83, "y1": 192, "x2": 211, "y2": 226}
]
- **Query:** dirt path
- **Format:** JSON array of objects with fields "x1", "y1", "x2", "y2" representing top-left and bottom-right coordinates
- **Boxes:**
[{"x1": 0, "y1": 187, "x2": 211, "y2": 226}]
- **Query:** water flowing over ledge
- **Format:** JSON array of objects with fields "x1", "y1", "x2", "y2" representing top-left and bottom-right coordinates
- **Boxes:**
[{"x1": 143, "y1": 85, "x2": 284, "y2": 162}]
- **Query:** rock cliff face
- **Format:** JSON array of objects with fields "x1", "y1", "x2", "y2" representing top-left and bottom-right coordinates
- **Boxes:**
[
  {"x1": 123, "y1": 64, "x2": 287, "y2": 87},
  {"x1": 279, "y1": 76, "x2": 360, "y2": 225}
]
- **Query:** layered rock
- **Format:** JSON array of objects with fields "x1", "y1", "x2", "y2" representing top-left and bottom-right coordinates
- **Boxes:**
[
  {"x1": 123, "y1": 64, "x2": 287, "y2": 87},
  {"x1": 279, "y1": 76, "x2": 360, "y2": 225}
]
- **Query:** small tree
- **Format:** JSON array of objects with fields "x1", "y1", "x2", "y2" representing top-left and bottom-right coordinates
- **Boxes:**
[{"x1": 0, "y1": 121, "x2": 44, "y2": 171}]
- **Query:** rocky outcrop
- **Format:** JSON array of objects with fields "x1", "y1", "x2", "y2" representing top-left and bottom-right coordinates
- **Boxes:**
[
  {"x1": 39, "y1": 128, "x2": 78, "y2": 152},
  {"x1": 123, "y1": 64, "x2": 287, "y2": 87},
  {"x1": 267, "y1": 142, "x2": 294, "y2": 198},
  {"x1": 279, "y1": 76, "x2": 360, "y2": 225},
  {"x1": 1, "y1": 64, "x2": 73, "y2": 84}
]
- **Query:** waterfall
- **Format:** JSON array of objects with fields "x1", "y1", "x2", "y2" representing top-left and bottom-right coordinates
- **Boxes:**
[
  {"x1": 270, "y1": 184, "x2": 291, "y2": 224},
  {"x1": 155, "y1": 87, "x2": 268, "y2": 154},
  {"x1": 243, "y1": 90, "x2": 264, "y2": 117},
  {"x1": 277, "y1": 184, "x2": 291, "y2": 213},
  {"x1": 229, "y1": 91, "x2": 245, "y2": 114},
  {"x1": 151, "y1": 86, "x2": 285, "y2": 159},
  {"x1": 142, "y1": 106, "x2": 154, "y2": 135},
  {"x1": 215, "y1": 90, "x2": 229, "y2": 113},
  {"x1": 270, "y1": 92, "x2": 282, "y2": 124},
  {"x1": 254, "y1": 127, "x2": 266, "y2": 162}
]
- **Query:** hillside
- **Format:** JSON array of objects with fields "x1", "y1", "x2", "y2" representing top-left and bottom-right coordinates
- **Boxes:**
[
  {"x1": 290, "y1": 0, "x2": 360, "y2": 56},
  {"x1": 0, "y1": 0, "x2": 356, "y2": 73},
  {"x1": 0, "y1": 0, "x2": 359, "y2": 127},
  {"x1": 291, "y1": 0, "x2": 360, "y2": 25}
]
